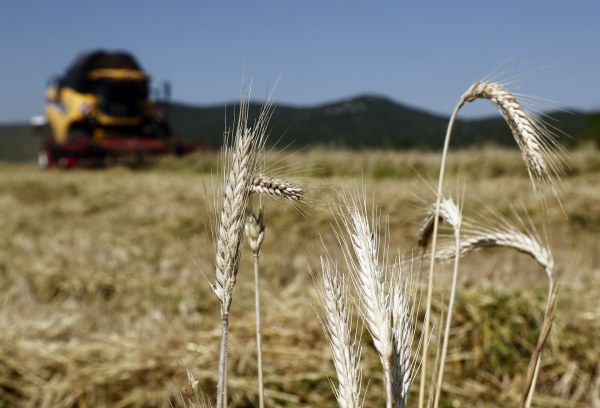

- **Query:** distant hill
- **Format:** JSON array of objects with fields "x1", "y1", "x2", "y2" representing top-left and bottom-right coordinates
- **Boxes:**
[
  {"x1": 165, "y1": 95, "x2": 586, "y2": 149},
  {"x1": 0, "y1": 95, "x2": 588, "y2": 162}
]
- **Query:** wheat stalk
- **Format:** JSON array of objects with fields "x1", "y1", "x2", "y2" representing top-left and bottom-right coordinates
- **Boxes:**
[
  {"x1": 244, "y1": 208, "x2": 266, "y2": 408},
  {"x1": 315, "y1": 256, "x2": 363, "y2": 408},
  {"x1": 212, "y1": 89, "x2": 273, "y2": 408},
  {"x1": 418, "y1": 72, "x2": 566, "y2": 408},
  {"x1": 251, "y1": 175, "x2": 305, "y2": 202}
]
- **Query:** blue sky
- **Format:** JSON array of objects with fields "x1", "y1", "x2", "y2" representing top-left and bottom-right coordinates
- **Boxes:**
[{"x1": 1, "y1": 1, "x2": 598, "y2": 122}]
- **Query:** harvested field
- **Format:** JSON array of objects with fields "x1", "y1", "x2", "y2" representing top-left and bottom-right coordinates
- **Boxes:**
[{"x1": 0, "y1": 146, "x2": 599, "y2": 407}]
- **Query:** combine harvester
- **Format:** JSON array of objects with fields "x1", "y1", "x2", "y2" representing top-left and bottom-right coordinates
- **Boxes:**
[{"x1": 39, "y1": 50, "x2": 200, "y2": 168}]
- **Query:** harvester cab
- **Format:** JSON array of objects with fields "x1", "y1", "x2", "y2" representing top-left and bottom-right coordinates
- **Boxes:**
[{"x1": 40, "y1": 50, "x2": 193, "y2": 168}]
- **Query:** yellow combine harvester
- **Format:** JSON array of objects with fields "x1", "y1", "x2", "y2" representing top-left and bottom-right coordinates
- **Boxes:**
[{"x1": 40, "y1": 50, "x2": 197, "y2": 168}]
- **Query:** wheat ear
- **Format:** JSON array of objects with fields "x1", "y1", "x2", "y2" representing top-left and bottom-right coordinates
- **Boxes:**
[
  {"x1": 336, "y1": 189, "x2": 393, "y2": 408},
  {"x1": 245, "y1": 208, "x2": 266, "y2": 254},
  {"x1": 419, "y1": 74, "x2": 565, "y2": 408},
  {"x1": 333, "y1": 187, "x2": 428, "y2": 407},
  {"x1": 435, "y1": 230, "x2": 554, "y2": 272},
  {"x1": 213, "y1": 91, "x2": 272, "y2": 408},
  {"x1": 244, "y1": 208, "x2": 266, "y2": 408},
  {"x1": 315, "y1": 256, "x2": 363, "y2": 408},
  {"x1": 391, "y1": 260, "x2": 424, "y2": 408},
  {"x1": 251, "y1": 175, "x2": 305, "y2": 202},
  {"x1": 461, "y1": 81, "x2": 565, "y2": 193},
  {"x1": 418, "y1": 197, "x2": 462, "y2": 251}
]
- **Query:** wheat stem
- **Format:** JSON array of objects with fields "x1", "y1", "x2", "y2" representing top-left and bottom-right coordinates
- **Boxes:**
[
  {"x1": 421, "y1": 74, "x2": 565, "y2": 406},
  {"x1": 524, "y1": 277, "x2": 555, "y2": 408},
  {"x1": 520, "y1": 283, "x2": 559, "y2": 408},
  {"x1": 254, "y1": 253, "x2": 265, "y2": 408},
  {"x1": 418, "y1": 101, "x2": 463, "y2": 408},
  {"x1": 245, "y1": 208, "x2": 266, "y2": 407},
  {"x1": 384, "y1": 362, "x2": 393, "y2": 408},
  {"x1": 336, "y1": 189, "x2": 393, "y2": 407},
  {"x1": 216, "y1": 315, "x2": 229, "y2": 408},
  {"x1": 433, "y1": 229, "x2": 461, "y2": 408}
]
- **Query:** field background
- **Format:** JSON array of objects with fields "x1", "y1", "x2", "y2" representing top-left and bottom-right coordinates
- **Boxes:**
[{"x1": 1, "y1": 147, "x2": 599, "y2": 407}]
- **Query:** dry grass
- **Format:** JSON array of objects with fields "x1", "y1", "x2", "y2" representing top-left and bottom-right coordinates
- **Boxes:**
[{"x1": 0, "y1": 146, "x2": 599, "y2": 407}]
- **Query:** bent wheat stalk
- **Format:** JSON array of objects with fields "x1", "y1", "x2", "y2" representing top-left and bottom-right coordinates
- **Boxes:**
[
  {"x1": 419, "y1": 75, "x2": 565, "y2": 408},
  {"x1": 212, "y1": 90, "x2": 273, "y2": 408},
  {"x1": 435, "y1": 214, "x2": 556, "y2": 408}
]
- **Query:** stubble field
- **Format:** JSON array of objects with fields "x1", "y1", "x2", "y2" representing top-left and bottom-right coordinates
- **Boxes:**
[{"x1": 0, "y1": 146, "x2": 599, "y2": 407}]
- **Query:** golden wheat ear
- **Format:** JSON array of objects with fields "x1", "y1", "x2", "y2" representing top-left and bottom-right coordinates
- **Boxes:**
[
  {"x1": 212, "y1": 87, "x2": 274, "y2": 408},
  {"x1": 417, "y1": 197, "x2": 462, "y2": 251},
  {"x1": 391, "y1": 258, "x2": 427, "y2": 408},
  {"x1": 461, "y1": 80, "x2": 568, "y2": 202},
  {"x1": 251, "y1": 175, "x2": 305, "y2": 202},
  {"x1": 330, "y1": 185, "x2": 429, "y2": 408},
  {"x1": 434, "y1": 206, "x2": 554, "y2": 275},
  {"x1": 313, "y1": 255, "x2": 364, "y2": 408}
]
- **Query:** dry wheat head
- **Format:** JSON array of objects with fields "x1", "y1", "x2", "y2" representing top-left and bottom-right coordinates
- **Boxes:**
[
  {"x1": 244, "y1": 208, "x2": 265, "y2": 255},
  {"x1": 460, "y1": 81, "x2": 564, "y2": 195},
  {"x1": 251, "y1": 175, "x2": 305, "y2": 202},
  {"x1": 317, "y1": 256, "x2": 363, "y2": 408},
  {"x1": 418, "y1": 197, "x2": 461, "y2": 250},
  {"x1": 390, "y1": 261, "x2": 422, "y2": 408},
  {"x1": 436, "y1": 226, "x2": 554, "y2": 274},
  {"x1": 213, "y1": 97, "x2": 273, "y2": 313},
  {"x1": 336, "y1": 189, "x2": 393, "y2": 365}
]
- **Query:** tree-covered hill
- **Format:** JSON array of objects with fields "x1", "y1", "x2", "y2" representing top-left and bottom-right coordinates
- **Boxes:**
[{"x1": 0, "y1": 95, "x2": 589, "y2": 162}]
